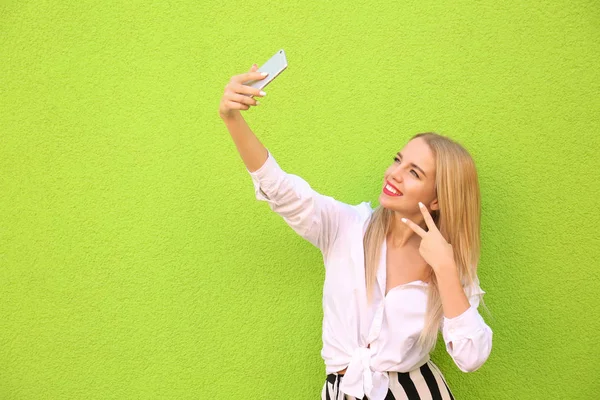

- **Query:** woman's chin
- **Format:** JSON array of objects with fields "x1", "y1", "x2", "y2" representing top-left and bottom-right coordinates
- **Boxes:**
[
  {"x1": 379, "y1": 193, "x2": 405, "y2": 209},
  {"x1": 379, "y1": 193, "x2": 395, "y2": 206}
]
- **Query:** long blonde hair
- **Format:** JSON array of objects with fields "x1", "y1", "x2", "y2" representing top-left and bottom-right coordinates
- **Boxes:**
[{"x1": 363, "y1": 132, "x2": 491, "y2": 351}]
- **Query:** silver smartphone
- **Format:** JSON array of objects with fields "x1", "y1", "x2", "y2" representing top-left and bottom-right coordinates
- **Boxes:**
[{"x1": 241, "y1": 49, "x2": 287, "y2": 96}]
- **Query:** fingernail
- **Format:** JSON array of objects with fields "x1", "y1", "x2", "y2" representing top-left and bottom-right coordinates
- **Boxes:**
[
  {"x1": 259, "y1": 91, "x2": 266, "y2": 96},
  {"x1": 261, "y1": 72, "x2": 268, "y2": 76},
  {"x1": 419, "y1": 202, "x2": 424, "y2": 208},
  {"x1": 256, "y1": 101, "x2": 260, "y2": 105},
  {"x1": 401, "y1": 218, "x2": 407, "y2": 223}
]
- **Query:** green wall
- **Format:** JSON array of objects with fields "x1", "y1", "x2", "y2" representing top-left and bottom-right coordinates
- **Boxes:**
[{"x1": 1, "y1": 1, "x2": 598, "y2": 398}]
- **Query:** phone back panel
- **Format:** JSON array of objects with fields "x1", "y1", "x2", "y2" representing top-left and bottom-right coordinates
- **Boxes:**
[{"x1": 242, "y1": 49, "x2": 287, "y2": 94}]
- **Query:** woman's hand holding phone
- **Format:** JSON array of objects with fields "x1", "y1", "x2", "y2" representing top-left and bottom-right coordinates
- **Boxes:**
[{"x1": 219, "y1": 64, "x2": 268, "y2": 120}]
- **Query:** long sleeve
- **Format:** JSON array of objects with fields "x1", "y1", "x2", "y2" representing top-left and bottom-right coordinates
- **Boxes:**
[
  {"x1": 440, "y1": 281, "x2": 493, "y2": 373},
  {"x1": 247, "y1": 149, "x2": 360, "y2": 261}
]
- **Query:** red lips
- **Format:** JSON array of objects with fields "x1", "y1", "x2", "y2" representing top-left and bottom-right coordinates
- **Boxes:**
[{"x1": 384, "y1": 181, "x2": 403, "y2": 196}]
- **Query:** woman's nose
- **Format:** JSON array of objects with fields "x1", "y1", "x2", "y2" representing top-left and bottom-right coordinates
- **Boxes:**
[{"x1": 390, "y1": 169, "x2": 403, "y2": 182}]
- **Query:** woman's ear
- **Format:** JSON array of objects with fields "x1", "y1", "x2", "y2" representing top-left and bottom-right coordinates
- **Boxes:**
[{"x1": 429, "y1": 198, "x2": 439, "y2": 211}]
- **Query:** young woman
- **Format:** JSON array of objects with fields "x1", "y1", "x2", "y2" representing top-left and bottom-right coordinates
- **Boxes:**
[{"x1": 219, "y1": 64, "x2": 493, "y2": 400}]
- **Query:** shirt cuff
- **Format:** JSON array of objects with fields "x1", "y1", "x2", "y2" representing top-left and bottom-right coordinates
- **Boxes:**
[
  {"x1": 247, "y1": 149, "x2": 279, "y2": 179},
  {"x1": 247, "y1": 149, "x2": 285, "y2": 200},
  {"x1": 442, "y1": 304, "x2": 486, "y2": 344}
]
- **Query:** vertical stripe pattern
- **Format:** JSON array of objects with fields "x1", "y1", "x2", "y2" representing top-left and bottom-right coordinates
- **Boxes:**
[{"x1": 321, "y1": 360, "x2": 455, "y2": 400}]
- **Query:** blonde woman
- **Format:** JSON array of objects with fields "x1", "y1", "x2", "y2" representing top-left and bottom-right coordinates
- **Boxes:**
[{"x1": 219, "y1": 64, "x2": 493, "y2": 400}]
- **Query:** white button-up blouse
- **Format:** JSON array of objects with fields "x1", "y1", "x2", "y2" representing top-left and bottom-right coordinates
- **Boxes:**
[{"x1": 247, "y1": 149, "x2": 493, "y2": 400}]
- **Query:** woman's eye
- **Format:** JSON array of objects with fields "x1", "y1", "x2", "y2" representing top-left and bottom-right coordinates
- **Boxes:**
[{"x1": 393, "y1": 157, "x2": 420, "y2": 178}]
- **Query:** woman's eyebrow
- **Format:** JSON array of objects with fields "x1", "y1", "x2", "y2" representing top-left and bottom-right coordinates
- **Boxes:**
[{"x1": 397, "y1": 152, "x2": 427, "y2": 178}]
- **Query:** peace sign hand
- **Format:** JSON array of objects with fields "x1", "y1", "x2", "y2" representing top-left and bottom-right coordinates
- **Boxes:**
[{"x1": 402, "y1": 202, "x2": 456, "y2": 276}]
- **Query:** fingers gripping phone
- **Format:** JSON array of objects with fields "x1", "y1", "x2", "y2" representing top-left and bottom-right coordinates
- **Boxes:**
[{"x1": 242, "y1": 49, "x2": 288, "y2": 96}]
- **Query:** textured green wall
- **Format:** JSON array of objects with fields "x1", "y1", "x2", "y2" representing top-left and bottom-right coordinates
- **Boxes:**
[{"x1": 1, "y1": 1, "x2": 598, "y2": 399}]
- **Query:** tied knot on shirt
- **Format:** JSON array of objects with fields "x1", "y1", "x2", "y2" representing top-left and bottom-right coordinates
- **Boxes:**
[{"x1": 340, "y1": 345, "x2": 389, "y2": 400}]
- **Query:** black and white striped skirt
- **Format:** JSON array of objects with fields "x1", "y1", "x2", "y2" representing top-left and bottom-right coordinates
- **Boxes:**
[{"x1": 321, "y1": 360, "x2": 455, "y2": 400}]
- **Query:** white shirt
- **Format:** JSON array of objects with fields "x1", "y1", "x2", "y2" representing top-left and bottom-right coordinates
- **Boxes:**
[{"x1": 247, "y1": 150, "x2": 493, "y2": 400}]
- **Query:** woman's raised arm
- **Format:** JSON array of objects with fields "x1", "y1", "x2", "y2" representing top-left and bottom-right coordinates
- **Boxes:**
[
  {"x1": 219, "y1": 65, "x2": 366, "y2": 260},
  {"x1": 219, "y1": 64, "x2": 269, "y2": 172}
]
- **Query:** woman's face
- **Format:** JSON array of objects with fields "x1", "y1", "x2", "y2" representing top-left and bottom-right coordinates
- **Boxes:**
[{"x1": 379, "y1": 137, "x2": 438, "y2": 213}]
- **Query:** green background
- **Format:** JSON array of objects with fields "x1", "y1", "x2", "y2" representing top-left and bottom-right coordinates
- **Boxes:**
[{"x1": 1, "y1": 1, "x2": 598, "y2": 398}]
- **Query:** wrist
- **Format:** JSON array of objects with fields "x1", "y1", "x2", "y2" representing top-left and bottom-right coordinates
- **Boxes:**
[
  {"x1": 219, "y1": 110, "x2": 242, "y2": 122},
  {"x1": 434, "y1": 260, "x2": 459, "y2": 279}
]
